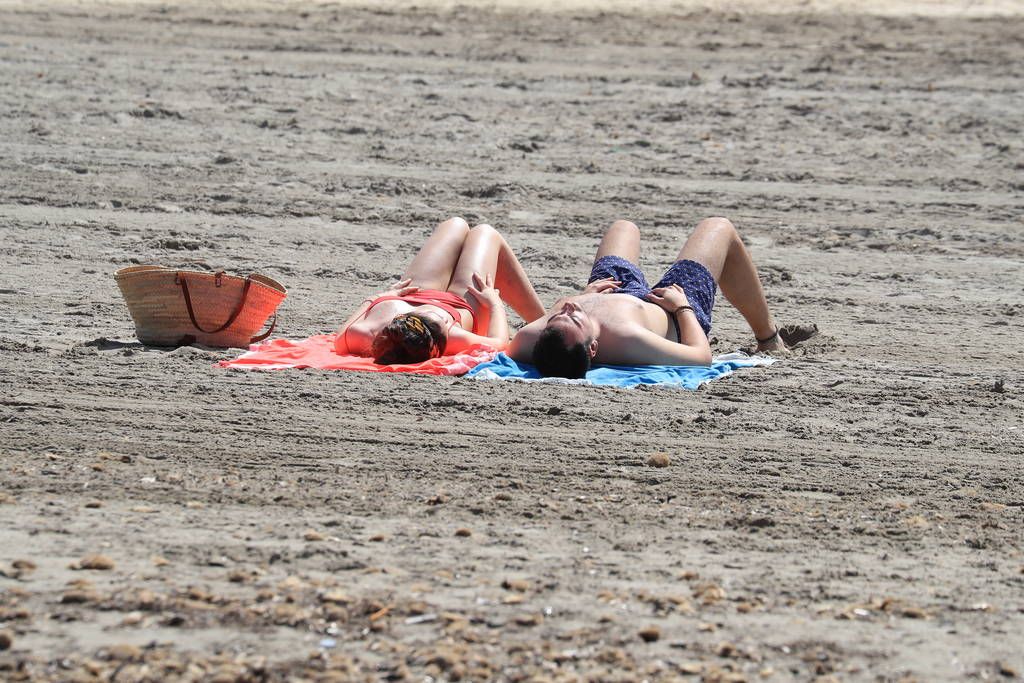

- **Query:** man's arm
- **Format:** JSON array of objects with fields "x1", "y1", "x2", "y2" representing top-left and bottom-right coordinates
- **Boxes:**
[
  {"x1": 614, "y1": 326, "x2": 712, "y2": 366},
  {"x1": 633, "y1": 283, "x2": 712, "y2": 365}
]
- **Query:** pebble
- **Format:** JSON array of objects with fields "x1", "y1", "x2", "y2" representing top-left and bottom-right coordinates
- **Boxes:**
[
  {"x1": 998, "y1": 662, "x2": 1018, "y2": 678},
  {"x1": 303, "y1": 530, "x2": 325, "y2": 542},
  {"x1": 121, "y1": 612, "x2": 144, "y2": 626},
  {"x1": 84, "y1": 501, "x2": 103, "y2": 508},
  {"x1": 76, "y1": 554, "x2": 115, "y2": 570},
  {"x1": 0, "y1": 607, "x2": 29, "y2": 621},
  {"x1": 405, "y1": 613, "x2": 438, "y2": 625},
  {"x1": 502, "y1": 578, "x2": 530, "y2": 592},
  {"x1": 647, "y1": 452, "x2": 670, "y2": 468},
  {"x1": 369, "y1": 605, "x2": 392, "y2": 622},
  {"x1": 105, "y1": 644, "x2": 142, "y2": 661},
  {"x1": 227, "y1": 570, "x2": 249, "y2": 583},
  {"x1": 514, "y1": 613, "x2": 542, "y2": 627},
  {"x1": 61, "y1": 590, "x2": 99, "y2": 604},
  {"x1": 278, "y1": 576, "x2": 304, "y2": 591},
  {"x1": 133, "y1": 589, "x2": 160, "y2": 609},
  {"x1": 638, "y1": 626, "x2": 661, "y2": 642},
  {"x1": 319, "y1": 590, "x2": 352, "y2": 605},
  {"x1": 693, "y1": 583, "x2": 726, "y2": 605},
  {"x1": 454, "y1": 528, "x2": 472, "y2": 537},
  {"x1": 0, "y1": 559, "x2": 36, "y2": 580},
  {"x1": 0, "y1": 630, "x2": 12, "y2": 651}
]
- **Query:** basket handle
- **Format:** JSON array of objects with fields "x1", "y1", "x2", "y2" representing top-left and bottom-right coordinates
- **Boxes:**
[
  {"x1": 177, "y1": 272, "x2": 252, "y2": 334},
  {"x1": 249, "y1": 313, "x2": 278, "y2": 343}
]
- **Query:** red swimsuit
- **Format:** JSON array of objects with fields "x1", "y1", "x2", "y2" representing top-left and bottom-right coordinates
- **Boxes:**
[
  {"x1": 337, "y1": 290, "x2": 477, "y2": 356},
  {"x1": 362, "y1": 290, "x2": 475, "y2": 330}
]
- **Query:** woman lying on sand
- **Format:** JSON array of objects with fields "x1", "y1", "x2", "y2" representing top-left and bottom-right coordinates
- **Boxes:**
[{"x1": 335, "y1": 217, "x2": 546, "y2": 363}]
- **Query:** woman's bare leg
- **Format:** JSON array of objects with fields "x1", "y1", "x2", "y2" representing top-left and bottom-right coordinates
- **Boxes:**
[
  {"x1": 594, "y1": 219, "x2": 641, "y2": 263},
  {"x1": 401, "y1": 216, "x2": 470, "y2": 291},
  {"x1": 448, "y1": 224, "x2": 545, "y2": 322},
  {"x1": 677, "y1": 217, "x2": 785, "y2": 351}
]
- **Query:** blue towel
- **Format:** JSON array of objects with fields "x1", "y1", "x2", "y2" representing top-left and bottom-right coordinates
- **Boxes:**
[{"x1": 465, "y1": 351, "x2": 775, "y2": 390}]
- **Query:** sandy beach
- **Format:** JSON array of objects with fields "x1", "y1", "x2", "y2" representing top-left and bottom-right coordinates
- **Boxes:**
[{"x1": 1, "y1": 0, "x2": 1022, "y2": 680}]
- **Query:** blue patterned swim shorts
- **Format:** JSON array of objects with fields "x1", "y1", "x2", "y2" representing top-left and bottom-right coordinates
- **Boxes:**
[{"x1": 588, "y1": 255, "x2": 716, "y2": 337}]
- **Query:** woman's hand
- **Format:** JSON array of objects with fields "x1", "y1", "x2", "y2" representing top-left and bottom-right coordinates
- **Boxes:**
[
  {"x1": 583, "y1": 276, "x2": 621, "y2": 294},
  {"x1": 376, "y1": 278, "x2": 420, "y2": 299},
  {"x1": 645, "y1": 283, "x2": 690, "y2": 312},
  {"x1": 465, "y1": 272, "x2": 501, "y2": 309}
]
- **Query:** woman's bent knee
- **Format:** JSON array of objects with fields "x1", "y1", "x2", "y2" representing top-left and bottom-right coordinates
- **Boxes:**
[
  {"x1": 442, "y1": 216, "x2": 470, "y2": 230},
  {"x1": 469, "y1": 223, "x2": 499, "y2": 241},
  {"x1": 697, "y1": 216, "x2": 735, "y2": 231}
]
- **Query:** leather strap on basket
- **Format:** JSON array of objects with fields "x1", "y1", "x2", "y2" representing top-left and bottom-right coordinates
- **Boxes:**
[
  {"x1": 178, "y1": 273, "x2": 252, "y2": 334},
  {"x1": 249, "y1": 313, "x2": 278, "y2": 343}
]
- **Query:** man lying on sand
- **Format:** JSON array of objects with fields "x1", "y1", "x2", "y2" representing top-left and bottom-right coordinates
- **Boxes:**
[
  {"x1": 336, "y1": 217, "x2": 545, "y2": 363},
  {"x1": 508, "y1": 217, "x2": 787, "y2": 377}
]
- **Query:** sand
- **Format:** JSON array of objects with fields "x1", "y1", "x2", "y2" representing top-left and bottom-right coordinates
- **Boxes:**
[{"x1": 0, "y1": 0, "x2": 1022, "y2": 680}]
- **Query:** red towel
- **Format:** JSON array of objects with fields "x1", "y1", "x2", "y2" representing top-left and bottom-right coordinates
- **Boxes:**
[{"x1": 218, "y1": 334, "x2": 498, "y2": 375}]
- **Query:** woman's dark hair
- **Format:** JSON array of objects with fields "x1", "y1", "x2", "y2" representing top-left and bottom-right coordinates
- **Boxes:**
[
  {"x1": 533, "y1": 326, "x2": 591, "y2": 379},
  {"x1": 371, "y1": 313, "x2": 447, "y2": 364}
]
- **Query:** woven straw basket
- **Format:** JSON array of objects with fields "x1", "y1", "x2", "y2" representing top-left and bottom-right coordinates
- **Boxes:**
[{"x1": 114, "y1": 266, "x2": 287, "y2": 348}]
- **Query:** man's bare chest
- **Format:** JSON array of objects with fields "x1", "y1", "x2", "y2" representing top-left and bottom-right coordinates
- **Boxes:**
[{"x1": 575, "y1": 293, "x2": 671, "y2": 337}]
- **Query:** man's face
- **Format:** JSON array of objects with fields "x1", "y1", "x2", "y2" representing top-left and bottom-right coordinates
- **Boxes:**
[{"x1": 545, "y1": 299, "x2": 597, "y2": 352}]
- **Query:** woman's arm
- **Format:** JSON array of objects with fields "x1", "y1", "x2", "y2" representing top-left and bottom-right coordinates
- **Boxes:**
[
  {"x1": 446, "y1": 327, "x2": 510, "y2": 353},
  {"x1": 335, "y1": 278, "x2": 420, "y2": 355},
  {"x1": 507, "y1": 322, "x2": 542, "y2": 363},
  {"x1": 335, "y1": 299, "x2": 373, "y2": 353},
  {"x1": 464, "y1": 272, "x2": 509, "y2": 343}
]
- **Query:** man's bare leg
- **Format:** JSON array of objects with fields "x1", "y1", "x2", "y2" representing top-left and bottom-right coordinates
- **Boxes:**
[
  {"x1": 594, "y1": 219, "x2": 642, "y2": 263},
  {"x1": 448, "y1": 224, "x2": 546, "y2": 322},
  {"x1": 677, "y1": 217, "x2": 786, "y2": 352},
  {"x1": 401, "y1": 216, "x2": 470, "y2": 291}
]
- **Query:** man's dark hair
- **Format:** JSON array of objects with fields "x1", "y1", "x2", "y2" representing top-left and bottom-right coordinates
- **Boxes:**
[
  {"x1": 372, "y1": 313, "x2": 447, "y2": 364},
  {"x1": 532, "y1": 326, "x2": 591, "y2": 379}
]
